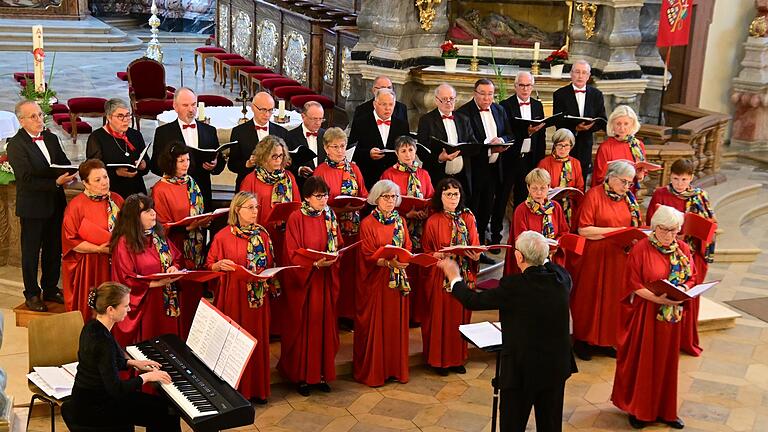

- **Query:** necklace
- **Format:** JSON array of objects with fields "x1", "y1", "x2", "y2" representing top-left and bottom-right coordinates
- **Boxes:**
[{"x1": 111, "y1": 134, "x2": 130, "y2": 157}]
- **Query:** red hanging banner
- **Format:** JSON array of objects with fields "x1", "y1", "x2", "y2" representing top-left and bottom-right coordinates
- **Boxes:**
[{"x1": 657, "y1": 0, "x2": 692, "y2": 47}]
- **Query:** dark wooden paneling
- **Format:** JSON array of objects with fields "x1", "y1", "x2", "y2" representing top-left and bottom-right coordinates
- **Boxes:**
[{"x1": 0, "y1": 0, "x2": 87, "y2": 18}]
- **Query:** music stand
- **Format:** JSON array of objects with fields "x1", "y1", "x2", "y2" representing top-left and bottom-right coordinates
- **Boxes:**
[{"x1": 460, "y1": 322, "x2": 502, "y2": 431}]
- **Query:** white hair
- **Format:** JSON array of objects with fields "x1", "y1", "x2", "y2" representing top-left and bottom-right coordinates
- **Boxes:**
[
  {"x1": 650, "y1": 205, "x2": 684, "y2": 230},
  {"x1": 516, "y1": 70, "x2": 534, "y2": 85},
  {"x1": 434, "y1": 83, "x2": 456, "y2": 98},
  {"x1": 374, "y1": 88, "x2": 396, "y2": 102},
  {"x1": 606, "y1": 160, "x2": 636, "y2": 179},
  {"x1": 367, "y1": 179, "x2": 402, "y2": 206},
  {"x1": 572, "y1": 59, "x2": 591, "y2": 72},
  {"x1": 515, "y1": 231, "x2": 549, "y2": 266},
  {"x1": 606, "y1": 105, "x2": 641, "y2": 137}
]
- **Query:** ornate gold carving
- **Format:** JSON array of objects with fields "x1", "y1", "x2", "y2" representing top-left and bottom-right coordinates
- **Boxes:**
[
  {"x1": 340, "y1": 46, "x2": 351, "y2": 98},
  {"x1": 232, "y1": 11, "x2": 253, "y2": 58},
  {"x1": 575, "y1": 2, "x2": 598, "y2": 40},
  {"x1": 324, "y1": 46, "x2": 336, "y2": 84},
  {"x1": 256, "y1": 20, "x2": 279, "y2": 70},
  {"x1": 750, "y1": 15, "x2": 768, "y2": 37},
  {"x1": 219, "y1": 4, "x2": 230, "y2": 50},
  {"x1": 283, "y1": 31, "x2": 308, "y2": 84},
  {"x1": 415, "y1": 0, "x2": 441, "y2": 31}
]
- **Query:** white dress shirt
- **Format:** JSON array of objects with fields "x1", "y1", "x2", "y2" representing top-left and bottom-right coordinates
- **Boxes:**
[
  {"x1": 301, "y1": 123, "x2": 319, "y2": 167},
  {"x1": 440, "y1": 110, "x2": 464, "y2": 175},
  {"x1": 517, "y1": 97, "x2": 532, "y2": 154},
  {"x1": 253, "y1": 119, "x2": 270, "y2": 142},
  {"x1": 573, "y1": 85, "x2": 587, "y2": 117},
  {"x1": 478, "y1": 104, "x2": 499, "y2": 164},
  {"x1": 373, "y1": 111, "x2": 391, "y2": 148},
  {"x1": 178, "y1": 119, "x2": 199, "y2": 149},
  {"x1": 28, "y1": 131, "x2": 51, "y2": 164}
]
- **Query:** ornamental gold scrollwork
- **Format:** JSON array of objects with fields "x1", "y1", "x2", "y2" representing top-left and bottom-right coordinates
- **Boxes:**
[
  {"x1": 218, "y1": 4, "x2": 229, "y2": 50},
  {"x1": 750, "y1": 15, "x2": 768, "y2": 37},
  {"x1": 283, "y1": 31, "x2": 308, "y2": 84},
  {"x1": 256, "y1": 20, "x2": 279, "y2": 70},
  {"x1": 324, "y1": 46, "x2": 336, "y2": 85},
  {"x1": 575, "y1": 2, "x2": 598, "y2": 39},
  {"x1": 232, "y1": 11, "x2": 253, "y2": 58},
  {"x1": 340, "y1": 46, "x2": 352, "y2": 98},
  {"x1": 415, "y1": 0, "x2": 441, "y2": 31}
]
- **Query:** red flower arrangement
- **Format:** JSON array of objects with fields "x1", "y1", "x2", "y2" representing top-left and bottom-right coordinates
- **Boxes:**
[
  {"x1": 544, "y1": 49, "x2": 569, "y2": 66},
  {"x1": 440, "y1": 40, "x2": 459, "y2": 58}
]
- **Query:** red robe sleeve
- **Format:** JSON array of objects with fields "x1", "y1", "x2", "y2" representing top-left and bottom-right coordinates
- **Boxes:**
[
  {"x1": 512, "y1": 203, "x2": 530, "y2": 240},
  {"x1": 352, "y1": 163, "x2": 369, "y2": 198}
]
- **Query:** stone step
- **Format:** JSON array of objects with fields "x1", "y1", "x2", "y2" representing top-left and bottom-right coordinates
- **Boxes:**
[
  {"x1": 0, "y1": 16, "x2": 143, "y2": 52},
  {"x1": 135, "y1": 33, "x2": 210, "y2": 44},
  {"x1": 711, "y1": 184, "x2": 768, "y2": 263},
  {"x1": 0, "y1": 29, "x2": 132, "y2": 44},
  {"x1": 0, "y1": 38, "x2": 143, "y2": 52},
  {"x1": 0, "y1": 16, "x2": 114, "y2": 34},
  {"x1": 697, "y1": 297, "x2": 740, "y2": 332}
]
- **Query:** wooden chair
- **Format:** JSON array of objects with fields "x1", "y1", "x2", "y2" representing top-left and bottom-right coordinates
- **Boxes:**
[
  {"x1": 193, "y1": 46, "x2": 226, "y2": 78},
  {"x1": 27, "y1": 311, "x2": 84, "y2": 432}
]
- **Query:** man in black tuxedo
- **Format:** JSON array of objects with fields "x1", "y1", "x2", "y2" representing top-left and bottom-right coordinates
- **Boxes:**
[
  {"x1": 349, "y1": 88, "x2": 410, "y2": 189},
  {"x1": 285, "y1": 101, "x2": 326, "y2": 190},
  {"x1": 352, "y1": 75, "x2": 408, "y2": 125},
  {"x1": 438, "y1": 230, "x2": 576, "y2": 432},
  {"x1": 227, "y1": 91, "x2": 288, "y2": 190},
  {"x1": 7, "y1": 100, "x2": 76, "y2": 312},
  {"x1": 553, "y1": 60, "x2": 606, "y2": 183},
  {"x1": 501, "y1": 71, "x2": 548, "y2": 209},
  {"x1": 417, "y1": 83, "x2": 476, "y2": 198},
  {"x1": 151, "y1": 87, "x2": 224, "y2": 211},
  {"x1": 456, "y1": 78, "x2": 513, "y2": 250}
]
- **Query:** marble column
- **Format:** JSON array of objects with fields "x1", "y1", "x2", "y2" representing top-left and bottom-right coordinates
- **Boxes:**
[
  {"x1": 731, "y1": 37, "x2": 768, "y2": 148},
  {"x1": 636, "y1": 0, "x2": 667, "y2": 124}
]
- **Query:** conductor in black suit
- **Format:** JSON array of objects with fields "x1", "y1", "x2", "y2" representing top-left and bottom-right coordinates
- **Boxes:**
[
  {"x1": 6, "y1": 100, "x2": 76, "y2": 312},
  {"x1": 501, "y1": 71, "x2": 548, "y2": 208},
  {"x1": 285, "y1": 100, "x2": 326, "y2": 190},
  {"x1": 150, "y1": 87, "x2": 224, "y2": 211},
  {"x1": 227, "y1": 91, "x2": 288, "y2": 190},
  {"x1": 438, "y1": 230, "x2": 576, "y2": 432},
  {"x1": 349, "y1": 88, "x2": 410, "y2": 189},
  {"x1": 416, "y1": 83, "x2": 476, "y2": 198},
  {"x1": 352, "y1": 75, "x2": 408, "y2": 125},
  {"x1": 552, "y1": 60, "x2": 606, "y2": 183}
]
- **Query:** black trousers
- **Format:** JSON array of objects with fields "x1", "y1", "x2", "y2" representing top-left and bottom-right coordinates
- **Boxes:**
[
  {"x1": 469, "y1": 161, "x2": 501, "y2": 243},
  {"x1": 491, "y1": 153, "x2": 537, "y2": 238},
  {"x1": 500, "y1": 381, "x2": 566, "y2": 432},
  {"x1": 19, "y1": 209, "x2": 64, "y2": 300},
  {"x1": 69, "y1": 389, "x2": 181, "y2": 432},
  {"x1": 571, "y1": 139, "x2": 593, "y2": 184}
]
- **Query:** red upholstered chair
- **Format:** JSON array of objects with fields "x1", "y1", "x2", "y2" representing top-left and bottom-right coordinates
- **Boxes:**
[
  {"x1": 67, "y1": 97, "x2": 107, "y2": 141},
  {"x1": 14, "y1": 72, "x2": 33, "y2": 82},
  {"x1": 197, "y1": 95, "x2": 234, "y2": 107},
  {"x1": 52, "y1": 113, "x2": 79, "y2": 125},
  {"x1": 237, "y1": 66, "x2": 273, "y2": 92},
  {"x1": 193, "y1": 46, "x2": 226, "y2": 77},
  {"x1": 211, "y1": 53, "x2": 243, "y2": 83},
  {"x1": 291, "y1": 94, "x2": 336, "y2": 124},
  {"x1": 248, "y1": 73, "x2": 284, "y2": 94},
  {"x1": 116, "y1": 71, "x2": 128, "y2": 82},
  {"x1": 50, "y1": 103, "x2": 69, "y2": 115},
  {"x1": 260, "y1": 78, "x2": 301, "y2": 93},
  {"x1": 221, "y1": 58, "x2": 256, "y2": 91},
  {"x1": 61, "y1": 121, "x2": 92, "y2": 136},
  {"x1": 273, "y1": 86, "x2": 316, "y2": 107},
  {"x1": 127, "y1": 57, "x2": 173, "y2": 129}
]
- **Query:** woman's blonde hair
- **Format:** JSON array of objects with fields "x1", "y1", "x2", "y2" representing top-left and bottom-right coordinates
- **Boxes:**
[
  {"x1": 228, "y1": 191, "x2": 258, "y2": 226},
  {"x1": 323, "y1": 127, "x2": 347, "y2": 147},
  {"x1": 606, "y1": 105, "x2": 641, "y2": 137},
  {"x1": 251, "y1": 135, "x2": 291, "y2": 170},
  {"x1": 525, "y1": 168, "x2": 551, "y2": 186}
]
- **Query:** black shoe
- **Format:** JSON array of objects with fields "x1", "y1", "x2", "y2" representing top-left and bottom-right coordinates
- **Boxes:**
[
  {"x1": 42, "y1": 291, "x2": 64, "y2": 304},
  {"x1": 478, "y1": 253, "x2": 497, "y2": 265},
  {"x1": 338, "y1": 317, "x2": 354, "y2": 332},
  {"x1": 297, "y1": 382, "x2": 311, "y2": 396},
  {"x1": 449, "y1": 365, "x2": 466, "y2": 374},
  {"x1": 316, "y1": 381, "x2": 331, "y2": 393},
  {"x1": 433, "y1": 367, "x2": 449, "y2": 377},
  {"x1": 250, "y1": 397, "x2": 268, "y2": 405},
  {"x1": 663, "y1": 418, "x2": 685, "y2": 429},
  {"x1": 25, "y1": 296, "x2": 47, "y2": 312},
  {"x1": 628, "y1": 415, "x2": 647, "y2": 429},
  {"x1": 573, "y1": 340, "x2": 592, "y2": 361},
  {"x1": 602, "y1": 346, "x2": 617, "y2": 358}
]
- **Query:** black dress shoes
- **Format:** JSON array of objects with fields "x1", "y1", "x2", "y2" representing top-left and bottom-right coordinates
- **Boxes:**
[
  {"x1": 251, "y1": 397, "x2": 268, "y2": 405},
  {"x1": 297, "y1": 382, "x2": 311, "y2": 396},
  {"x1": 316, "y1": 381, "x2": 331, "y2": 393},
  {"x1": 628, "y1": 415, "x2": 647, "y2": 429},
  {"x1": 43, "y1": 291, "x2": 65, "y2": 304},
  {"x1": 663, "y1": 417, "x2": 685, "y2": 429},
  {"x1": 478, "y1": 253, "x2": 497, "y2": 265},
  {"x1": 25, "y1": 296, "x2": 47, "y2": 312},
  {"x1": 573, "y1": 340, "x2": 592, "y2": 361},
  {"x1": 433, "y1": 366, "x2": 449, "y2": 377},
  {"x1": 449, "y1": 365, "x2": 467, "y2": 374}
]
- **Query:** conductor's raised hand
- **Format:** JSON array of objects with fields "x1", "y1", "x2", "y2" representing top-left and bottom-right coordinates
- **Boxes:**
[{"x1": 437, "y1": 258, "x2": 461, "y2": 281}]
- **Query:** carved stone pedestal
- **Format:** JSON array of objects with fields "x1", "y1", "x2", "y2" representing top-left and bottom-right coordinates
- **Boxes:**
[
  {"x1": 0, "y1": 184, "x2": 20, "y2": 268},
  {"x1": 731, "y1": 37, "x2": 768, "y2": 148}
]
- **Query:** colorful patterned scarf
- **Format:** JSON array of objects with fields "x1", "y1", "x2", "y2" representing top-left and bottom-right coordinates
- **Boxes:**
[
  {"x1": 393, "y1": 161, "x2": 423, "y2": 198},
  {"x1": 619, "y1": 135, "x2": 645, "y2": 163},
  {"x1": 525, "y1": 196, "x2": 556, "y2": 239},
  {"x1": 146, "y1": 228, "x2": 179, "y2": 317},
  {"x1": 372, "y1": 208, "x2": 410, "y2": 295},
  {"x1": 551, "y1": 153, "x2": 574, "y2": 224},
  {"x1": 445, "y1": 209, "x2": 476, "y2": 290},
  {"x1": 649, "y1": 234, "x2": 692, "y2": 323},
  {"x1": 231, "y1": 224, "x2": 277, "y2": 308},
  {"x1": 603, "y1": 180, "x2": 641, "y2": 227},
  {"x1": 327, "y1": 158, "x2": 361, "y2": 236},
  {"x1": 254, "y1": 166, "x2": 293, "y2": 205},
  {"x1": 300, "y1": 201, "x2": 340, "y2": 253},
  {"x1": 164, "y1": 174, "x2": 205, "y2": 268},
  {"x1": 84, "y1": 191, "x2": 120, "y2": 232},
  {"x1": 668, "y1": 184, "x2": 717, "y2": 263}
]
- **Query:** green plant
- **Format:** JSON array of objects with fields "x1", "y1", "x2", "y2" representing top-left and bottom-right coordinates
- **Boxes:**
[
  {"x1": 19, "y1": 52, "x2": 57, "y2": 116},
  {"x1": 488, "y1": 47, "x2": 508, "y2": 102}
]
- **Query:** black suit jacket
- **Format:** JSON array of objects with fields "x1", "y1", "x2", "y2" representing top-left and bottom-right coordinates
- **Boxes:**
[
  {"x1": 285, "y1": 126, "x2": 326, "y2": 170},
  {"x1": 353, "y1": 99, "x2": 408, "y2": 125},
  {"x1": 6, "y1": 129, "x2": 71, "y2": 219},
  {"x1": 451, "y1": 262, "x2": 576, "y2": 392},
  {"x1": 151, "y1": 120, "x2": 223, "y2": 209},
  {"x1": 500, "y1": 96, "x2": 547, "y2": 165},
  {"x1": 455, "y1": 101, "x2": 514, "y2": 180},
  {"x1": 348, "y1": 111, "x2": 410, "y2": 189},
  {"x1": 552, "y1": 85, "x2": 606, "y2": 173},
  {"x1": 416, "y1": 109, "x2": 476, "y2": 193},
  {"x1": 227, "y1": 120, "x2": 288, "y2": 190}
]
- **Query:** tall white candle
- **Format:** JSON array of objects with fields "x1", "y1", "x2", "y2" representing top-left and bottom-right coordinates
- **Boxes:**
[
  {"x1": 472, "y1": 39, "x2": 479, "y2": 58},
  {"x1": 533, "y1": 42, "x2": 540, "y2": 62},
  {"x1": 278, "y1": 100, "x2": 286, "y2": 119},
  {"x1": 197, "y1": 102, "x2": 205, "y2": 121},
  {"x1": 32, "y1": 25, "x2": 45, "y2": 93}
]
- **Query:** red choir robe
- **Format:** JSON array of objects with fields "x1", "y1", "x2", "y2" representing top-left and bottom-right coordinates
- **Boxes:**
[
  {"x1": 611, "y1": 238, "x2": 695, "y2": 422},
  {"x1": 205, "y1": 225, "x2": 276, "y2": 400},
  {"x1": 504, "y1": 200, "x2": 570, "y2": 275},
  {"x1": 111, "y1": 235, "x2": 184, "y2": 347},
  {"x1": 61, "y1": 192, "x2": 124, "y2": 322},
  {"x1": 354, "y1": 213, "x2": 413, "y2": 386},
  {"x1": 238, "y1": 169, "x2": 300, "y2": 336},
  {"x1": 152, "y1": 179, "x2": 205, "y2": 338},
  {"x1": 314, "y1": 161, "x2": 369, "y2": 320},
  {"x1": 591, "y1": 136, "x2": 647, "y2": 187},
  {"x1": 421, "y1": 210, "x2": 480, "y2": 368},
  {"x1": 647, "y1": 186, "x2": 710, "y2": 356},
  {"x1": 381, "y1": 165, "x2": 434, "y2": 324},
  {"x1": 538, "y1": 155, "x2": 584, "y2": 228},
  {"x1": 278, "y1": 209, "x2": 343, "y2": 384},
  {"x1": 571, "y1": 186, "x2": 635, "y2": 348}
]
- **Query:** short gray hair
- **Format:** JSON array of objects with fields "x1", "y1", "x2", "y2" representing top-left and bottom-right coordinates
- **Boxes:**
[
  {"x1": 650, "y1": 205, "x2": 684, "y2": 230},
  {"x1": 606, "y1": 105, "x2": 641, "y2": 137},
  {"x1": 434, "y1": 83, "x2": 456, "y2": 98},
  {"x1": 515, "y1": 231, "x2": 549, "y2": 266},
  {"x1": 374, "y1": 88, "x2": 396, "y2": 102},
  {"x1": 302, "y1": 100, "x2": 323, "y2": 113},
  {"x1": 573, "y1": 59, "x2": 591, "y2": 72},
  {"x1": 515, "y1": 71, "x2": 534, "y2": 85},
  {"x1": 551, "y1": 128, "x2": 575, "y2": 147},
  {"x1": 367, "y1": 179, "x2": 402, "y2": 206},
  {"x1": 104, "y1": 98, "x2": 129, "y2": 117},
  {"x1": 173, "y1": 86, "x2": 196, "y2": 103},
  {"x1": 14, "y1": 100, "x2": 39, "y2": 119},
  {"x1": 606, "y1": 160, "x2": 636, "y2": 179}
]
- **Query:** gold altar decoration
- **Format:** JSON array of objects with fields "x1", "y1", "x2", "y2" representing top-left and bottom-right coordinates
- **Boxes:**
[
  {"x1": 283, "y1": 31, "x2": 308, "y2": 84},
  {"x1": 324, "y1": 46, "x2": 335, "y2": 85},
  {"x1": 575, "y1": 2, "x2": 598, "y2": 40},
  {"x1": 256, "y1": 19, "x2": 279, "y2": 70},
  {"x1": 415, "y1": 0, "x2": 441, "y2": 31},
  {"x1": 750, "y1": 15, "x2": 768, "y2": 37},
  {"x1": 218, "y1": 4, "x2": 230, "y2": 50},
  {"x1": 232, "y1": 11, "x2": 253, "y2": 58}
]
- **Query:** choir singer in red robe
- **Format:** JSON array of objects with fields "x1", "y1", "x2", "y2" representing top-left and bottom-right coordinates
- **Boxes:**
[
  {"x1": 205, "y1": 191, "x2": 278, "y2": 404},
  {"x1": 314, "y1": 127, "x2": 368, "y2": 324},
  {"x1": 421, "y1": 178, "x2": 480, "y2": 376},
  {"x1": 611, "y1": 205, "x2": 692, "y2": 430},
  {"x1": 572, "y1": 160, "x2": 641, "y2": 361},
  {"x1": 647, "y1": 158, "x2": 716, "y2": 356},
  {"x1": 537, "y1": 129, "x2": 584, "y2": 226},
  {"x1": 354, "y1": 180, "x2": 412, "y2": 387},
  {"x1": 110, "y1": 194, "x2": 184, "y2": 346},
  {"x1": 503, "y1": 168, "x2": 569, "y2": 276},
  {"x1": 62, "y1": 159, "x2": 124, "y2": 321},
  {"x1": 279, "y1": 177, "x2": 343, "y2": 396},
  {"x1": 592, "y1": 105, "x2": 647, "y2": 188}
]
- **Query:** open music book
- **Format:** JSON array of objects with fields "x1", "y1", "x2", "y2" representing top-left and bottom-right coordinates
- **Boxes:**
[
  {"x1": 27, "y1": 361, "x2": 78, "y2": 399},
  {"x1": 164, "y1": 208, "x2": 229, "y2": 229},
  {"x1": 106, "y1": 144, "x2": 150, "y2": 170},
  {"x1": 185, "y1": 299, "x2": 258, "y2": 389},
  {"x1": 191, "y1": 141, "x2": 239, "y2": 161},
  {"x1": 513, "y1": 112, "x2": 562, "y2": 129},
  {"x1": 459, "y1": 321, "x2": 502, "y2": 349},
  {"x1": 371, "y1": 244, "x2": 440, "y2": 267},
  {"x1": 646, "y1": 280, "x2": 720, "y2": 302},
  {"x1": 295, "y1": 240, "x2": 362, "y2": 262}
]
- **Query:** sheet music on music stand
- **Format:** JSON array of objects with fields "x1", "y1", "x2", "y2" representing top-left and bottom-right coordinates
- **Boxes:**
[{"x1": 185, "y1": 299, "x2": 257, "y2": 389}]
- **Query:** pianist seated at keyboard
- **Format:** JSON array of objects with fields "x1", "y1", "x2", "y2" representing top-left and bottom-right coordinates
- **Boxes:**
[{"x1": 69, "y1": 282, "x2": 181, "y2": 431}]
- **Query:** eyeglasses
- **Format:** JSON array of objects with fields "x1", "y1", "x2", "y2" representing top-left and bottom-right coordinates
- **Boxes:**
[
  {"x1": 613, "y1": 178, "x2": 633, "y2": 187},
  {"x1": 436, "y1": 96, "x2": 456, "y2": 104},
  {"x1": 442, "y1": 192, "x2": 460, "y2": 198},
  {"x1": 112, "y1": 112, "x2": 132, "y2": 121},
  {"x1": 326, "y1": 144, "x2": 347, "y2": 150},
  {"x1": 516, "y1": 83, "x2": 533, "y2": 88},
  {"x1": 380, "y1": 194, "x2": 400, "y2": 201},
  {"x1": 304, "y1": 116, "x2": 324, "y2": 122},
  {"x1": 554, "y1": 143, "x2": 572, "y2": 149},
  {"x1": 528, "y1": 185, "x2": 548, "y2": 192},
  {"x1": 656, "y1": 226, "x2": 679, "y2": 234},
  {"x1": 253, "y1": 105, "x2": 275, "y2": 113},
  {"x1": 24, "y1": 112, "x2": 45, "y2": 120},
  {"x1": 239, "y1": 205, "x2": 259, "y2": 211},
  {"x1": 474, "y1": 91, "x2": 495, "y2": 97},
  {"x1": 270, "y1": 153, "x2": 285, "y2": 160},
  {"x1": 311, "y1": 193, "x2": 329, "y2": 199}
]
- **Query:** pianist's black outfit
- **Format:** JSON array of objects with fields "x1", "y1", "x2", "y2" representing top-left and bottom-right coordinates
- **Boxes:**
[
  {"x1": 449, "y1": 262, "x2": 577, "y2": 432},
  {"x1": 69, "y1": 319, "x2": 181, "y2": 432}
]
